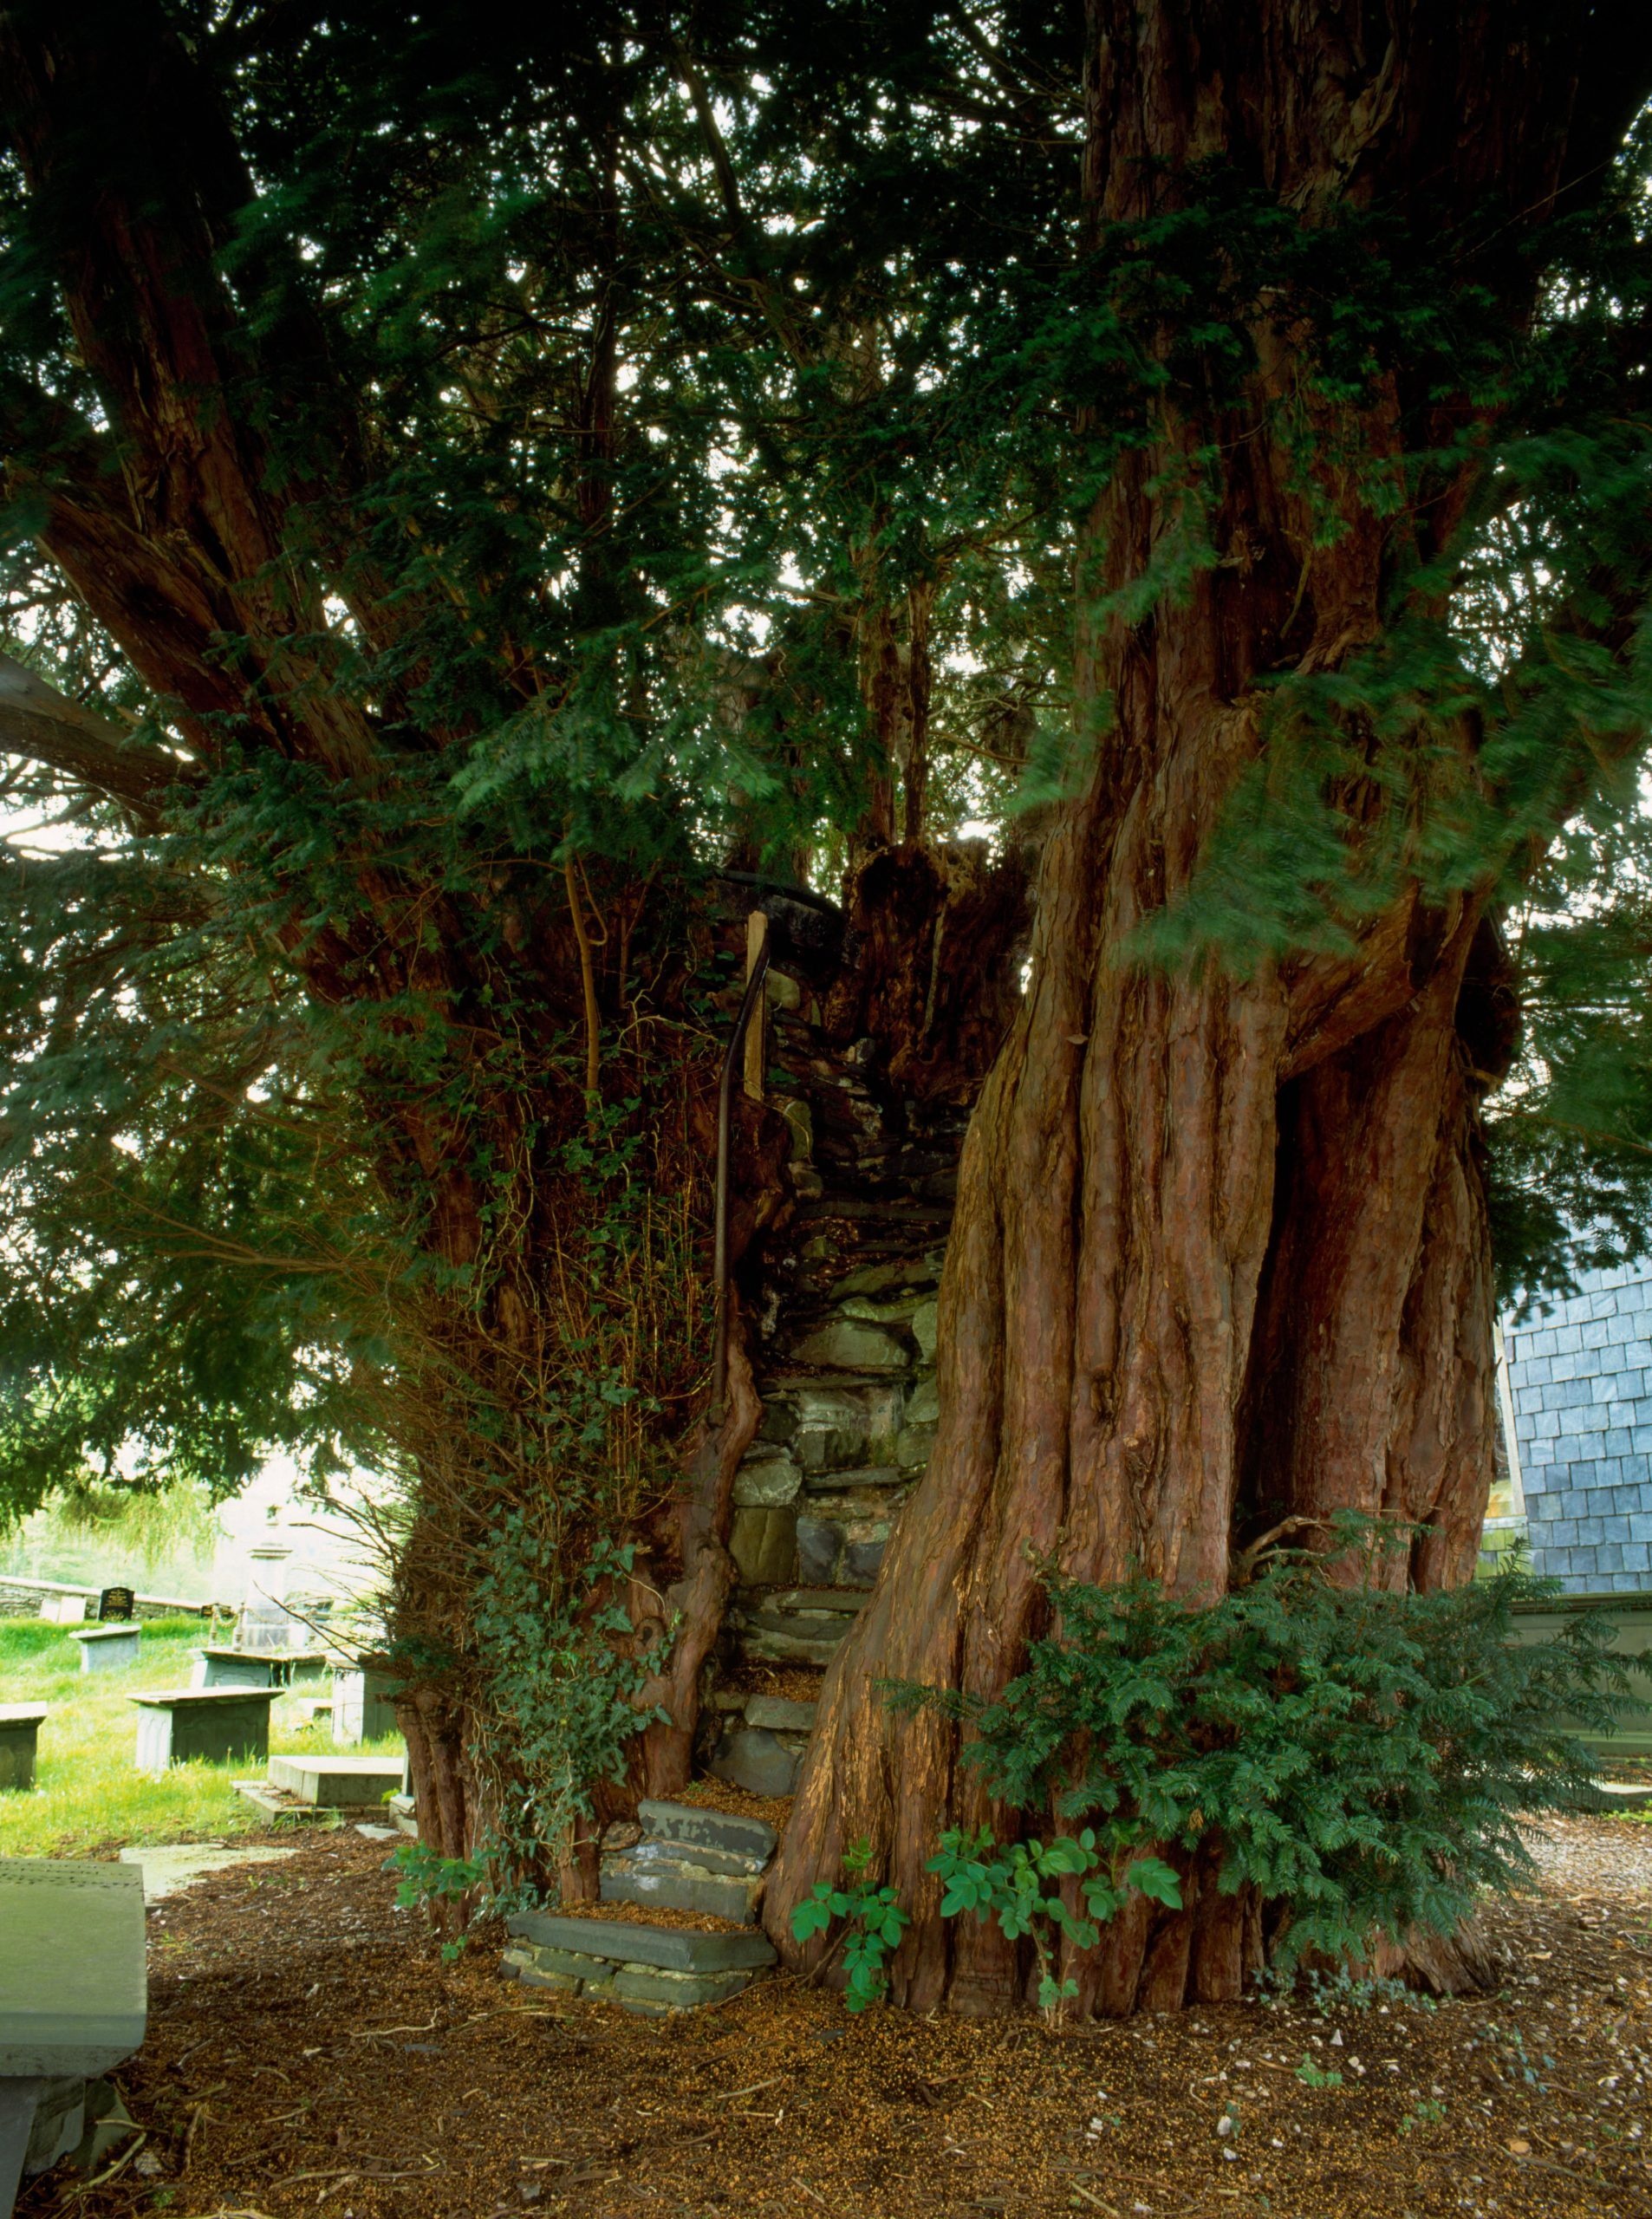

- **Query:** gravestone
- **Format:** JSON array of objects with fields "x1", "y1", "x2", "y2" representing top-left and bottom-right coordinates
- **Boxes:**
[
  {"x1": 194, "y1": 1647, "x2": 329, "y2": 1692},
  {"x1": 95, "y1": 1588, "x2": 134, "y2": 1624},
  {"x1": 330, "y1": 1663, "x2": 399, "y2": 1745},
  {"x1": 129, "y1": 1689, "x2": 276, "y2": 1771},
  {"x1": 237, "y1": 1545, "x2": 296, "y2": 1652},
  {"x1": 66, "y1": 1624, "x2": 140, "y2": 1675},
  {"x1": 190, "y1": 1647, "x2": 276, "y2": 1692},
  {"x1": 0, "y1": 1710, "x2": 46, "y2": 1793},
  {"x1": 266, "y1": 1754, "x2": 404, "y2": 1806},
  {"x1": 0, "y1": 1858, "x2": 146, "y2": 2219}
]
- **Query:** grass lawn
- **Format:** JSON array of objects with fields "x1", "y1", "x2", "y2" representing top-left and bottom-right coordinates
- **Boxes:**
[{"x1": 0, "y1": 1616, "x2": 402, "y2": 1857}]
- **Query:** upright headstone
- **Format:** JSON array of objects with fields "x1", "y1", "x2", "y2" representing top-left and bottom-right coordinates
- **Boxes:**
[
  {"x1": 0, "y1": 1858, "x2": 146, "y2": 2219},
  {"x1": 95, "y1": 1588, "x2": 134, "y2": 1624},
  {"x1": 66, "y1": 1625, "x2": 140, "y2": 1675}
]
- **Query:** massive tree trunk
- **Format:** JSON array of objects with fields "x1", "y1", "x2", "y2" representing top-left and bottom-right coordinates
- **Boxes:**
[{"x1": 766, "y1": 0, "x2": 1643, "y2": 2012}]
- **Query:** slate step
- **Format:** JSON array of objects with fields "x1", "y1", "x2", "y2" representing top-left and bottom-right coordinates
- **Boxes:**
[
  {"x1": 599, "y1": 1845, "x2": 762, "y2": 1924},
  {"x1": 765, "y1": 1587, "x2": 866, "y2": 1615},
  {"x1": 745, "y1": 1696, "x2": 817, "y2": 1732},
  {"x1": 504, "y1": 1910, "x2": 777, "y2": 2016},
  {"x1": 708, "y1": 1720, "x2": 809, "y2": 1798},
  {"x1": 637, "y1": 1797, "x2": 777, "y2": 1863},
  {"x1": 738, "y1": 1624, "x2": 848, "y2": 1668}
]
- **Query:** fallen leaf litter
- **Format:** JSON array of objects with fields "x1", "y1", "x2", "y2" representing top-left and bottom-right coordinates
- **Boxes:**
[{"x1": 18, "y1": 1815, "x2": 1651, "y2": 2219}]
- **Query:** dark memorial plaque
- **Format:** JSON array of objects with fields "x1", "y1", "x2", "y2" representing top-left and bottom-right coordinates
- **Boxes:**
[{"x1": 96, "y1": 1589, "x2": 134, "y2": 1624}]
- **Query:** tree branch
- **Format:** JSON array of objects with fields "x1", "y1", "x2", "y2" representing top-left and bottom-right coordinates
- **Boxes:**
[{"x1": 0, "y1": 656, "x2": 193, "y2": 828}]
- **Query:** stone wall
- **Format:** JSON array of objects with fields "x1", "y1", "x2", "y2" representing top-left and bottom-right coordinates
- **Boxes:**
[{"x1": 0, "y1": 1575, "x2": 217, "y2": 1622}]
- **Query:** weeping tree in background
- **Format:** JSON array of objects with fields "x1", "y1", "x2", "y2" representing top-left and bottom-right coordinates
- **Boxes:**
[
  {"x1": 768, "y1": 3, "x2": 1652, "y2": 2010},
  {"x1": 0, "y1": 2, "x2": 1076, "y2": 1881}
]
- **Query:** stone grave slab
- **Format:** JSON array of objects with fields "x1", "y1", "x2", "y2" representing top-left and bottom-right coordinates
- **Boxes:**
[
  {"x1": 129, "y1": 1688, "x2": 276, "y2": 1772},
  {"x1": 0, "y1": 1709, "x2": 46, "y2": 1793},
  {"x1": 0, "y1": 1858, "x2": 146, "y2": 2217},
  {"x1": 267, "y1": 1753, "x2": 404, "y2": 1806},
  {"x1": 66, "y1": 1624, "x2": 140, "y2": 1675},
  {"x1": 116, "y1": 1843, "x2": 296, "y2": 1903}
]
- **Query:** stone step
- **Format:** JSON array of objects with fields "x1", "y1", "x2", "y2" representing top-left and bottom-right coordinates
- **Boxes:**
[
  {"x1": 764, "y1": 1586, "x2": 866, "y2": 1615},
  {"x1": 744, "y1": 1696, "x2": 817, "y2": 1732},
  {"x1": 738, "y1": 1625, "x2": 846, "y2": 1668},
  {"x1": 636, "y1": 1796, "x2": 777, "y2": 1863},
  {"x1": 614, "y1": 1832, "x2": 762, "y2": 1881},
  {"x1": 707, "y1": 1701, "x2": 816, "y2": 1797},
  {"x1": 504, "y1": 1911, "x2": 776, "y2": 2016},
  {"x1": 599, "y1": 1847, "x2": 762, "y2": 1924},
  {"x1": 741, "y1": 1606, "x2": 852, "y2": 1640}
]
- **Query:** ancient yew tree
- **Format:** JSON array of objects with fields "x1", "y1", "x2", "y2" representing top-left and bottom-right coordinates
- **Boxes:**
[
  {"x1": 0, "y1": 3, "x2": 1070, "y2": 1875},
  {"x1": 766, "y1": 3, "x2": 1652, "y2": 2010},
  {"x1": 3, "y1": 1, "x2": 1652, "y2": 2006}
]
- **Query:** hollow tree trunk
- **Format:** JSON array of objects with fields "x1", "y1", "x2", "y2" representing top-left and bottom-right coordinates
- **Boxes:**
[{"x1": 766, "y1": 0, "x2": 1626, "y2": 2014}]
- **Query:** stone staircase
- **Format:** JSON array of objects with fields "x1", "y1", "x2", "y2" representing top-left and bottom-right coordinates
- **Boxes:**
[
  {"x1": 503, "y1": 937, "x2": 974, "y2": 2011},
  {"x1": 693, "y1": 973, "x2": 965, "y2": 1799},
  {"x1": 504, "y1": 1799, "x2": 780, "y2": 2015},
  {"x1": 599, "y1": 1797, "x2": 775, "y2": 1923}
]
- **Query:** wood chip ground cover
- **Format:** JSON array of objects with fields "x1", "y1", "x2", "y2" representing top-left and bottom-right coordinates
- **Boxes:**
[{"x1": 22, "y1": 1819, "x2": 1651, "y2": 2219}]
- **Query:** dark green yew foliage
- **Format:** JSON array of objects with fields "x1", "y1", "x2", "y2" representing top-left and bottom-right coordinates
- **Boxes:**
[{"x1": 892, "y1": 1534, "x2": 1649, "y2": 1969}]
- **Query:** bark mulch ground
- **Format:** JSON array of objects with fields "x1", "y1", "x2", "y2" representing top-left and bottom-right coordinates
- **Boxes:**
[{"x1": 22, "y1": 1817, "x2": 1652, "y2": 2219}]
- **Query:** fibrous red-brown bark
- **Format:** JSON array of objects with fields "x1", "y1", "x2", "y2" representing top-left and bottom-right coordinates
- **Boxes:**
[{"x1": 767, "y1": 0, "x2": 1650, "y2": 2014}]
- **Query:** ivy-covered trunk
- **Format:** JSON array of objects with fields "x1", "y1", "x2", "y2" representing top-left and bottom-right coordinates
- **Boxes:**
[
  {"x1": 765, "y1": 0, "x2": 1626, "y2": 2013},
  {"x1": 0, "y1": 8, "x2": 766, "y2": 1885}
]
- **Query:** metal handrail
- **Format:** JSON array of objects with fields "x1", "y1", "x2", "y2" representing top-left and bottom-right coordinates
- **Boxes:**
[{"x1": 710, "y1": 928, "x2": 771, "y2": 1415}]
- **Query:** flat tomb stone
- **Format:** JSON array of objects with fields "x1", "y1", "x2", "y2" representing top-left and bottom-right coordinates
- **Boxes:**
[
  {"x1": 0, "y1": 1858, "x2": 146, "y2": 2077},
  {"x1": 129, "y1": 1689, "x2": 276, "y2": 1771},
  {"x1": 66, "y1": 1625, "x2": 140, "y2": 1675},
  {"x1": 191, "y1": 1648, "x2": 275, "y2": 1691},
  {"x1": 267, "y1": 1754, "x2": 404, "y2": 1806},
  {"x1": 505, "y1": 1910, "x2": 776, "y2": 1973},
  {"x1": 0, "y1": 1710, "x2": 47, "y2": 1793}
]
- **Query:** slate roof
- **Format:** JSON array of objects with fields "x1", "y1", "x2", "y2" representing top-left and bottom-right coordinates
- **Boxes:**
[{"x1": 1501, "y1": 1259, "x2": 1652, "y2": 1594}]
